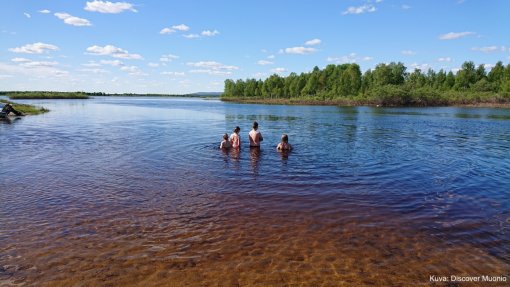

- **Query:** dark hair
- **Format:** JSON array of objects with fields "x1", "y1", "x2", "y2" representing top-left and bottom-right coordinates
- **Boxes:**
[
  {"x1": 253, "y1": 121, "x2": 258, "y2": 129},
  {"x1": 223, "y1": 133, "x2": 228, "y2": 140},
  {"x1": 234, "y1": 126, "x2": 240, "y2": 133},
  {"x1": 281, "y1": 134, "x2": 288, "y2": 143}
]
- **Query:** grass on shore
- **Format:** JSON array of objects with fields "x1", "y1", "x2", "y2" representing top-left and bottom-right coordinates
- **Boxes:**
[
  {"x1": 1, "y1": 99, "x2": 49, "y2": 115},
  {"x1": 7, "y1": 91, "x2": 89, "y2": 99}
]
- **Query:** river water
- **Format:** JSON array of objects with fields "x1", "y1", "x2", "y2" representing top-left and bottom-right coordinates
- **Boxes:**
[{"x1": 1, "y1": 97, "x2": 509, "y2": 286}]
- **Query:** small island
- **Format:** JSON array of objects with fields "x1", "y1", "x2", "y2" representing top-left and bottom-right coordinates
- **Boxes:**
[
  {"x1": 222, "y1": 61, "x2": 510, "y2": 107},
  {"x1": 0, "y1": 99, "x2": 49, "y2": 115},
  {"x1": 6, "y1": 91, "x2": 90, "y2": 99}
]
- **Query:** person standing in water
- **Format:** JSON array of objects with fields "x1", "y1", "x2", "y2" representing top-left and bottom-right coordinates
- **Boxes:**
[
  {"x1": 220, "y1": 133, "x2": 231, "y2": 149},
  {"x1": 248, "y1": 121, "x2": 263, "y2": 147},
  {"x1": 277, "y1": 134, "x2": 292, "y2": 151},
  {"x1": 229, "y1": 126, "x2": 241, "y2": 148}
]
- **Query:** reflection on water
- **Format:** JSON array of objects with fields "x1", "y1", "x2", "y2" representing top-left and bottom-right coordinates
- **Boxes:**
[
  {"x1": 0, "y1": 97, "x2": 509, "y2": 286},
  {"x1": 249, "y1": 147, "x2": 261, "y2": 175}
]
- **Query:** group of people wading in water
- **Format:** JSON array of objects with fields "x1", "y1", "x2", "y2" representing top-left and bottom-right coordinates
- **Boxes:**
[{"x1": 220, "y1": 121, "x2": 292, "y2": 151}]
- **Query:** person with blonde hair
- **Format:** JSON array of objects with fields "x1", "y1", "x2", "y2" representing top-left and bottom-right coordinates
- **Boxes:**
[{"x1": 276, "y1": 134, "x2": 292, "y2": 151}]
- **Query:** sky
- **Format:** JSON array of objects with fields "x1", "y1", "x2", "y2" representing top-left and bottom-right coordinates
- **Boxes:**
[{"x1": 0, "y1": 0, "x2": 509, "y2": 94}]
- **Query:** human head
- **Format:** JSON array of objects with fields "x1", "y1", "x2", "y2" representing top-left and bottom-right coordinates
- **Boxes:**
[
  {"x1": 234, "y1": 126, "x2": 240, "y2": 133},
  {"x1": 252, "y1": 121, "x2": 258, "y2": 130},
  {"x1": 223, "y1": 133, "x2": 228, "y2": 140},
  {"x1": 281, "y1": 134, "x2": 288, "y2": 143}
]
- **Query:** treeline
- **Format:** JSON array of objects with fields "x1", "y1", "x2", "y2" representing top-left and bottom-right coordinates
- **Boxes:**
[{"x1": 222, "y1": 61, "x2": 510, "y2": 106}]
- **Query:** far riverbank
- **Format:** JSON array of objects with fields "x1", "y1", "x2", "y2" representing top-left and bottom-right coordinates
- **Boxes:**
[{"x1": 221, "y1": 97, "x2": 510, "y2": 108}]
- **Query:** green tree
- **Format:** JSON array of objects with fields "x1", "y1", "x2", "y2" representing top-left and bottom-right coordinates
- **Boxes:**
[
  {"x1": 455, "y1": 61, "x2": 477, "y2": 90},
  {"x1": 488, "y1": 61, "x2": 505, "y2": 84}
]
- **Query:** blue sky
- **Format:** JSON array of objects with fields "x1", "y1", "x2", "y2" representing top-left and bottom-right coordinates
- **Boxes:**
[{"x1": 1, "y1": 0, "x2": 509, "y2": 94}]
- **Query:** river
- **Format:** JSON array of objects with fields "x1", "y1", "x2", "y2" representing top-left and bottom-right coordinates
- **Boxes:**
[{"x1": 1, "y1": 97, "x2": 509, "y2": 286}]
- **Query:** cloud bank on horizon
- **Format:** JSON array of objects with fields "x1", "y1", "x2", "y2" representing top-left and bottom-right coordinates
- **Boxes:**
[{"x1": 1, "y1": 0, "x2": 509, "y2": 93}]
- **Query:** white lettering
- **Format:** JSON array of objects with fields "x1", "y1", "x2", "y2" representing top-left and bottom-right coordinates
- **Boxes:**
[
  {"x1": 451, "y1": 275, "x2": 480, "y2": 282},
  {"x1": 482, "y1": 275, "x2": 507, "y2": 282},
  {"x1": 430, "y1": 275, "x2": 448, "y2": 282}
]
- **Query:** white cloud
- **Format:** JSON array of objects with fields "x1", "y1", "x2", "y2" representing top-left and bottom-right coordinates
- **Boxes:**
[
  {"x1": 0, "y1": 75, "x2": 13, "y2": 79},
  {"x1": 410, "y1": 63, "x2": 432, "y2": 71},
  {"x1": 160, "y1": 24, "x2": 190, "y2": 35},
  {"x1": 100, "y1": 59, "x2": 123, "y2": 66},
  {"x1": 54, "y1": 12, "x2": 92, "y2": 26},
  {"x1": 172, "y1": 24, "x2": 190, "y2": 31},
  {"x1": 120, "y1": 66, "x2": 137, "y2": 72},
  {"x1": 160, "y1": 28, "x2": 175, "y2": 34},
  {"x1": 437, "y1": 57, "x2": 452, "y2": 62},
  {"x1": 39, "y1": 9, "x2": 51, "y2": 14},
  {"x1": 189, "y1": 69, "x2": 232, "y2": 76},
  {"x1": 327, "y1": 53, "x2": 372, "y2": 63},
  {"x1": 0, "y1": 62, "x2": 69, "y2": 79},
  {"x1": 257, "y1": 60, "x2": 273, "y2": 65},
  {"x1": 401, "y1": 4, "x2": 411, "y2": 9},
  {"x1": 80, "y1": 68, "x2": 109, "y2": 74},
  {"x1": 183, "y1": 34, "x2": 200, "y2": 39},
  {"x1": 160, "y1": 54, "x2": 179, "y2": 62},
  {"x1": 84, "y1": 0, "x2": 137, "y2": 13},
  {"x1": 305, "y1": 39, "x2": 321, "y2": 46},
  {"x1": 11, "y1": 58, "x2": 31, "y2": 63},
  {"x1": 82, "y1": 61, "x2": 102, "y2": 67},
  {"x1": 161, "y1": 71, "x2": 185, "y2": 76},
  {"x1": 9, "y1": 42, "x2": 59, "y2": 54},
  {"x1": 86, "y1": 45, "x2": 142, "y2": 59},
  {"x1": 342, "y1": 4, "x2": 376, "y2": 15},
  {"x1": 187, "y1": 61, "x2": 238, "y2": 76},
  {"x1": 20, "y1": 61, "x2": 58, "y2": 68},
  {"x1": 284, "y1": 46, "x2": 317, "y2": 55},
  {"x1": 24, "y1": 13, "x2": 31, "y2": 18},
  {"x1": 483, "y1": 63, "x2": 495, "y2": 70},
  {"x1": 112, "y1": 53, "x2": 142, "y2": 60},
  {"x1": 253, "y1": 72, "x2": 267, "y2": 78},
  {"x1": 271, "y1": 67, "x2": 286, "y2": 74},
  {"x1": 148, "y1": 62, "x2": 159, "y2": 68},
  {"x1": 401, "y1": 50, "x2": 416, "y2": 55},
  {"x1": 471, "y1": 46, "x2": 507, "y2": 53},
  {"x1": 201, "y1": 30, "x2": 219, "y2": 37},
  {"x1": 439, "y1": 31, "x2": 475, "y2": 40},
  {"x1": 120, "y1": 65, "x2": 147, "y2": 76},
  {"x1": 267, "y1": 55, "x2": 275, "y2": 59},
  {"x1": 186, "y1": 61, "x2": 239, "y2": 71}
]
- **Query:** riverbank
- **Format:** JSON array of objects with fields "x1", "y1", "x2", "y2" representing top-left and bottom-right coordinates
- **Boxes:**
[
  {"x1": 221, "y1": 97, "x2": 510, "y2": 108},
  {"x1": 0, "y1": 99, "x2": 49, "y2": 115}
]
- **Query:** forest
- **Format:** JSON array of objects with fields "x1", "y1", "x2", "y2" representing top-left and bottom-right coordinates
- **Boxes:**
[{"x1": 222, "y1": 61, "x2": 510, "y2": 106}]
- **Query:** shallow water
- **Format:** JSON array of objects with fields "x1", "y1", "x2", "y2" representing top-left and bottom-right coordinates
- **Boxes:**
[{"x1": 0, "y1": 97, "x2": 509, "y2": 286}]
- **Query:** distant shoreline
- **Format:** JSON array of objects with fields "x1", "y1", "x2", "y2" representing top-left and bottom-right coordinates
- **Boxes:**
[
  {"x1": 1, "y1": 91, "x2": 222, "y2": 100},
  {"x1": 221, "y1": 97, "x2": 510, "y2": 108}
]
